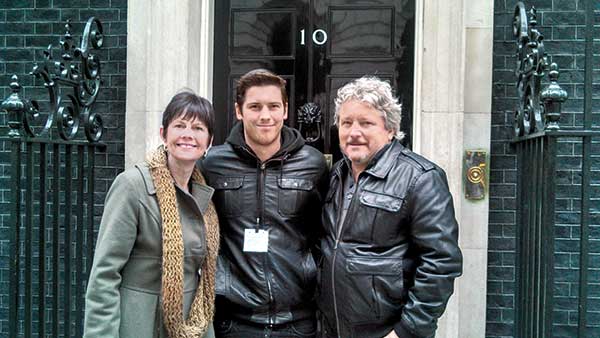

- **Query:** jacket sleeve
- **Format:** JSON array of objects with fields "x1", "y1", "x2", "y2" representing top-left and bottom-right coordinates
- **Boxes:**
[
  {"x1": 83, "y1": 172, "x2": 140, "y2": 338},
  {"x1": 310, "y1": 155, "x2": 330, "y2": 262},
  {"x1": 394, "y1": 168, "x2": 463, "y2": 338}
]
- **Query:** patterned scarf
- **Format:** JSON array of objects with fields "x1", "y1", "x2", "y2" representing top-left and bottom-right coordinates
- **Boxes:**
[{"x1": 146, "y1": 146, "x2": 219, "y2": 337}]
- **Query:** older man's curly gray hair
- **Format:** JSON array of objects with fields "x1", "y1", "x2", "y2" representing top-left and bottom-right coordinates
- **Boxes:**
[{"x1": 334, "y1": 76, "x2": 404, "y2": 140}]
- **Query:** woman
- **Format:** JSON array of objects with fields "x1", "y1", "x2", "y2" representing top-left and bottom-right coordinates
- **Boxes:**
[{"x1": 84, "y1": 91, "x2": 219, "y2": 338}]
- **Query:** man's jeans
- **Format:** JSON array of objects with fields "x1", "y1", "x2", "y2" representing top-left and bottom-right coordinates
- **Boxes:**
[{"x1": 214, "y1": 317, "x2": 316, "y2": 338}]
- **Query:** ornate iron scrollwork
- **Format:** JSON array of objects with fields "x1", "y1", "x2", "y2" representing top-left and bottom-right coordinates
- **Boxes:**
[
  {"x1": 513, "y1": 2, "x2": 567, "y2": 137},
  {"x1": 297, "y1": 102, "x2": 322, "y2": 143},
  {"x1": 1, "y1": 17, "x2": 104, "y2": 142}
]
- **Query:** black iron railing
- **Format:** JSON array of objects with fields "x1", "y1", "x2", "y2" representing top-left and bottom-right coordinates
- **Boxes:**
[
  {"x1": 1, "y1": 18, "x2": 105, "y2": 338},
  {"x1": 512, "y1": 2, "x2": 600, "y2": 337}
]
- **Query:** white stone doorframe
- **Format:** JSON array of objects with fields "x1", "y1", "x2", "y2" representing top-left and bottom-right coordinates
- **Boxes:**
[
  {"x1": 412, "y1": 1, "x2": 493, "y2": 337},
  {"x1": 125, "y1": 0, "x2": 493, "y2": 337},
  {"x1": 125, "y1": 0, "x2": 214, "y2": 168}
]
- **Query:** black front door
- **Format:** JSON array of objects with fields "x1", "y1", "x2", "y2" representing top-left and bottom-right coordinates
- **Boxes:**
[{"x1": 213, "y1": 0, "x2": 415, "y2": 161}]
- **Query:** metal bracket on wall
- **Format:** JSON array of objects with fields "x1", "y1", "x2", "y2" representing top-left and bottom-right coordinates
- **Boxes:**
[{"x1": 464, "y1": 150, "x2": 487, "y2": 200}]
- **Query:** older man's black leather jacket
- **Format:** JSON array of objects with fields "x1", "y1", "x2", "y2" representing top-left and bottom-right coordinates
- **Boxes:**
[
  {"x1": 317, "y1": 140, "x2": 463, "y2": 338},
  {"x1": 199, "y1": 123, "x2": 328, "y2": 325}
]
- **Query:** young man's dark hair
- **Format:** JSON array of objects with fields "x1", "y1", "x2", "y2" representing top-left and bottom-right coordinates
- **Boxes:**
[
  {"x1": 199, "y1": 69, "x2": 328, "y2": 338},
  {"x1": 235, "y1": 68, "x2": 288, "y2": 107}
]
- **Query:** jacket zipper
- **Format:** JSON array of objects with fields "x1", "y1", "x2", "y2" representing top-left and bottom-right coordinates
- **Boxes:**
[
  {"x1": 244, "y1": 144, "x2": 285, "y2": 326},
  {"x1": 331, "y1": 173, "x2": 359, "y2": 338},
  {"x1": 258, "y1": 161, "x2": 275, "y2": 325}
]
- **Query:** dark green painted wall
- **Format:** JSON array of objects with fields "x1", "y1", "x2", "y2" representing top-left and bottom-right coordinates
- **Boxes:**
[
  {"x1": 0, "y1": 0, "x2": 126, "y2": 336},
  {"x1": 490, "y1": 0, "x2": 599, "y2": 337}
]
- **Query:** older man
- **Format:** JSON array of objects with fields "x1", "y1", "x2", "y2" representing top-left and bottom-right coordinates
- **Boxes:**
[{"x1": 317, "y1": 76, "x2": 463, "y2": 338}]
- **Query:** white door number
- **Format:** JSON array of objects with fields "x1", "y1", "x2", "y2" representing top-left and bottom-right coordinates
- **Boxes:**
[{"x1": 300, "y1": 29, "x2": 328, "y2": 46}]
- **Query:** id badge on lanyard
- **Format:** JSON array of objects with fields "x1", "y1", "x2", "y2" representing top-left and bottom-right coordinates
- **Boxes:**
[{"x1": 243, "y1": 227, "x2": 269, "y2": 252}]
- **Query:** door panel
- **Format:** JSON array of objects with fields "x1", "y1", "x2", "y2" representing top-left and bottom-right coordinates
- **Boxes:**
[
  {"x1": 231, "y1": 9, "x2": 296, "y2": 58},
  {"x1": 329, "y1": 7, "x2": 394, "y2": 57},
  {"x1": 213, "y1": 0, "x2": 415, "y2": 159}
]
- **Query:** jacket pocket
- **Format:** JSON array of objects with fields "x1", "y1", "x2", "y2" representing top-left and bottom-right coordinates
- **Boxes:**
[
  {"x1": 277, "y1": 178, "x2": 314, "y2": 217},
  {"x1": 357, "y1": 190, "x2": 405, "y2": 245},
  {"x1": 212, "y1": 177, "x2": 244, "y2": 217},
  {"x1": 216, "y1": 256, "x2": 262, "y2": 308},
  {"x1": 344, "y1": 256, "x2": 403, "y2": 323},
  {"x1": 119, "y1": 287, "x2": 160, "y2": 338},
  {"x1": 359, "y1": 190, "x2": 403, "y2": 212}
]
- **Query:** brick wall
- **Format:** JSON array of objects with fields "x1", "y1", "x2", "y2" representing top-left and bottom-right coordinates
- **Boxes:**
[
  {"x1": 489, "y1": 0, "x2": 599, "y2": 337},
  {"x1": 0, "y1": 0, "x2": 126, "y2": 336}
]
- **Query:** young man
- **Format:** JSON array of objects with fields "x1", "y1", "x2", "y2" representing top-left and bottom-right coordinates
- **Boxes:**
[
  {"x1": 200, "y1": 69, "x2": 328, "y2": 338},
  {"x1": 317, "y1": 76, "x2": 463, "y2": 338}
]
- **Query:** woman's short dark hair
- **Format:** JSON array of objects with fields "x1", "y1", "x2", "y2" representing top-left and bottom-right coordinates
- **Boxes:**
[
  {"x1": 161, "y1": 91, "x2": 215, "y2": 138},
  {"x1": 235, "y1": 69, "x2": 287, "y2": 107}
]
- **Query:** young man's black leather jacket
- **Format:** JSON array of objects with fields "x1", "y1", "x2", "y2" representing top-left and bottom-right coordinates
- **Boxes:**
[
  {"x1": 199, "y1": 123, "x2": 328, "y2": 325},
  {"x1": 317, "y1": 139, "x2": 463, "y2": 338}
]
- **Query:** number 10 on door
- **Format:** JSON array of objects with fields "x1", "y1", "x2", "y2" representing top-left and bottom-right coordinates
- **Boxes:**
[{"x1": 300, "y1": 29, "x2": 328, "y2": 45}]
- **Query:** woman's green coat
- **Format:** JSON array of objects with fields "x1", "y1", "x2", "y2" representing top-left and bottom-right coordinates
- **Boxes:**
[{"x1": 84, "y1": 163, "x2": 215, "y2": 338}]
